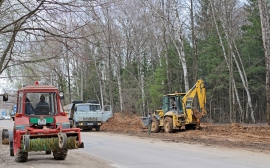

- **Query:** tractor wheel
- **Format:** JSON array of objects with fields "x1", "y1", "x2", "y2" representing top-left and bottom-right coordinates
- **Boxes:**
[
  {"x1": 15, "y1": 150, "x2": 28, "y2": 162},
  {"x1": 53, "y1": 150, "x2": 68, "y2": 160},
  {"x1": 164, "y1": 117, "x2": 174, "y2": 133},
  {"x1": 2, "y1": 129, "x2": 9, "y2": 145},
  {"x1": 151, "y1": 117, "x2": 161, "y2": 133},
  {"x1": 9, "y1": 131, "x2": 14, "y2": 156},
  {"x1": 95, "y1": 126, "x2": 100, "y2": 131},
  {"x1": 45, "y1": 151, "x2": 52, "y2": 154}
]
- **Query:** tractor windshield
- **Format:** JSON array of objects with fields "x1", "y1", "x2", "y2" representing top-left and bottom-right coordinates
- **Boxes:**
[{"x1": 25, "y1": 92, "x2": 58, "y2": 115}]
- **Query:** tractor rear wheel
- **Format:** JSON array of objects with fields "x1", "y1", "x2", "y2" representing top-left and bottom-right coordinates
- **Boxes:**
[
  {"x1": 53, "y1": 150, "x2": 68, "y2": 160},
  {"x1": 151, "y1": 117, "x2": 161, "y2": 133},
  {"x1": 15, "y1": 150, "x2": 28, "y2": 162},
  {"x1": 164, "y1": 117, "x2": 174, "y2": 133},
  {"x1": 9, "y1": 131, "x2": 14, "y2": 156},
  {"x1": 1, "y1": 129, "x2": 9, "y2": 145}
]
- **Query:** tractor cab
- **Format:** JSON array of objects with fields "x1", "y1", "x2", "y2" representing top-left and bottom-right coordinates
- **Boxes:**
[{"x1": 24, "y1": 92, "x2": 59, "y2": 116}]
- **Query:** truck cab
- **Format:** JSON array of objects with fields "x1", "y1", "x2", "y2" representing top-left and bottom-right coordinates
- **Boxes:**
[{"x1": 69, "y1": 100, "x2": 112, "y2": 131}]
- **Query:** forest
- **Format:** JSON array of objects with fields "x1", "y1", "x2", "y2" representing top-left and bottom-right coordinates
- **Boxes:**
[{"x1": 0, "y1": 0, "x2": 270, "y2": 124}]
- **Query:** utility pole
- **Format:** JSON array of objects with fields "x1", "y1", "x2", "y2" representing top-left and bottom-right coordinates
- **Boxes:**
[{"x1": 80, "y1": 61, "x2": 83, "y2": 101}]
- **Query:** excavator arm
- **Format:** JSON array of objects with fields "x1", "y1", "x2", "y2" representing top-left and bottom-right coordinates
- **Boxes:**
[{"x1": 182, "y1": 78, "x2": 207, "y2": 123}]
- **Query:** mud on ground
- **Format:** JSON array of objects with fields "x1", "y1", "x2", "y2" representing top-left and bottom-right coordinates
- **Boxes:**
[{"x1": 101, "y1": 113, "x2": 270, "y2": 154}]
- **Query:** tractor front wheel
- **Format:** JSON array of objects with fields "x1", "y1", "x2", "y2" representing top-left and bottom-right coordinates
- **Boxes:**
[
  {"x1": 53, "y1": 149, "x2": 68, "y2": 160},
  {"x1": 15, "y1": 150, "x2": 28, "y2": 162}
]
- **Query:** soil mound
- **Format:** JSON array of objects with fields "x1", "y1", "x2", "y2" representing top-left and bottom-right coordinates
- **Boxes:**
[{"x1": 101, "y1": 113, "x2": 142, "y2": 133}]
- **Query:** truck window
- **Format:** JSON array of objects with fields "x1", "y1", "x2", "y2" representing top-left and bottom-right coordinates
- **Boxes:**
[
  {"x1": 90, "y1": 105, "x2": 100, "y2": 111},
  {"x1": 77, "y1": 105, "x2": 90, "y2": 112}
]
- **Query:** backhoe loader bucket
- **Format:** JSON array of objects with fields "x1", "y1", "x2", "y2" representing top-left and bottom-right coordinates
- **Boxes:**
[
  {"x1": 192, "y1": 107, "x2": 206, "y2": 119},
  {"x1": 140, "y1": 117, "x2": 148, "y2": 129}
]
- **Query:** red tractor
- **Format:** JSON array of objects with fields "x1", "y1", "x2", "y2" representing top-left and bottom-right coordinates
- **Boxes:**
[{"x1": 1, "y1": 82, "x2": 84, "y2": 162}]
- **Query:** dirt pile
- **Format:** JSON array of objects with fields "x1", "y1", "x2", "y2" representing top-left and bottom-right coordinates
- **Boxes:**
[
  {"x1": 101, "y1": 113, "x2": 143, "y2": 133},
  {"x1": 101, "y1": 113, "x2": 270, "y2": 153}
]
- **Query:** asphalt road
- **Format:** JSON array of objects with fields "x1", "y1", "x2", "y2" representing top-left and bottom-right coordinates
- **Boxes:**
[
  {"x1": 1, "y1": 119, "x2": 270, "y2": 168},
  {"x1": 82, "y1": 132, "x2": 270, "y2": 168}
]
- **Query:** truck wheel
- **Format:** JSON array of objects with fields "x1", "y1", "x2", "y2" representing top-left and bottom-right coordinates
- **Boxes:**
[
  {"x1": 151, "y1": 117, "x2": 161, "y2": 133},
  {"x1": 53, "y1": 149, "x2": 68, "y2": 160},
  {"x1": 95, "y1": 126, "x2": 100, "y2": 131},
  {"x1": 164, "y1": 117, "x2": 174, "y2": 133},
  {"x1": 15, "y1": 150, "x2": 28, "y2": 162}
]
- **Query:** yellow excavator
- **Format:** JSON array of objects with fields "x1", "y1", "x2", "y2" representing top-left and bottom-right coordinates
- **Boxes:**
[{"x1": 147, "y1": 78, "x2": 207, "y2": 133}]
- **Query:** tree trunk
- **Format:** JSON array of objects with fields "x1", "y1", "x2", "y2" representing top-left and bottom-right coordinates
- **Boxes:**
[
  {"x1": 258, "y1": 0, "x2": 270, "y2": 125},
  {"x1": 211, "y1": 0, "x2": 255, "y2": 123}
]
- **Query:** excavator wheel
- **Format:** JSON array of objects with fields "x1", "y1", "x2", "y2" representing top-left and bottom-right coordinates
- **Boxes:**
[
  {"x1": 151, "y1": 117, "x2": 161, "y2": 133},
  {"x1": 164, "y1": 117, "x2": 174, "y2": 133},
  {"x1": 53, "y1": 149, "x2": 68, "y2": 160}
]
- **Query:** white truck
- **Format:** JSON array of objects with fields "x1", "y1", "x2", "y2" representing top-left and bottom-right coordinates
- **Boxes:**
[{"x1": 68, "y1": 100, "x2": 112, "y2": 131}]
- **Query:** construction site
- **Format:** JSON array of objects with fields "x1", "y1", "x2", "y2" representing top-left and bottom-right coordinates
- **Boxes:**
[{"x1": 101, "y1": 112, "x2": 270, "y2": 154}]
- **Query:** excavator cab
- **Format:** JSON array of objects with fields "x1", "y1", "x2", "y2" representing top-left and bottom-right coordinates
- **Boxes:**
[{"x1": 162, "y1": 94, "x2": 185, "y2": 114}]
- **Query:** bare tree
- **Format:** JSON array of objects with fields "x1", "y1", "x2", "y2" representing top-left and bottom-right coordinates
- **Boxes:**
[
  {"x1": 142, "y1": 0, "x2": 190, "y2": 92},
  {"x1": 0, "y1": 1, "x2": 90, "y2": 82},
  {"x1": 258, "y1": 0, "x2": 270, "y2": 125}
]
